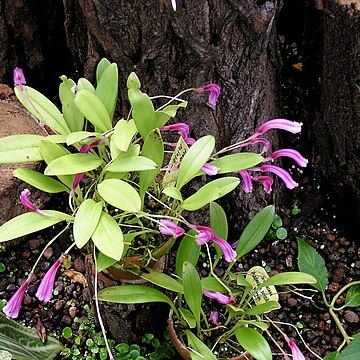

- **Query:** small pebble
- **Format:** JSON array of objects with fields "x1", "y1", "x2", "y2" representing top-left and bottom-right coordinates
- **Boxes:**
[
  {"x1": 69, "y1": 306, "x2": 78, "y2": 318},
  {"x1": 344, "y1": 310, "x2": 359, "y2": 324},
  {"x1": 61, "y1": 315, "x2": 72, "y2": 326},
  {"x1": 28, "y1": 239, "x2": 41, "y2": 249},
  {"x1": 328, "y1": 282, "x2": 340, "y2": 293},
  {"x1": 43, "y1": 247, "x2": 54, "y2": 259},
  {"x1": 73, "y1": 257, "x2": 85, "y2": 273}
]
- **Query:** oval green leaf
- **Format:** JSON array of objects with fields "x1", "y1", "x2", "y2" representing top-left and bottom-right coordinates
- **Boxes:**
[
  {"x1": 175, "y1": 230, "x2": 200, "y2": 277},
  {"x1": 260, "y1": 272, "x2": 317, "y2": 287},
  {"x1": 210, "y1": 153, "x2": 263, "y2": 174},
  {"x1": 210, "y1": 202, "x2": 228, "y2": 240},
  {"x1": 105, "y1": 156, "x2": 157, "y2": 173},
  {"x1": 112, "y1": 119, "x2": 137, "y2": 152},
  {"x1": 140, "y1": 268, "x2": 183, "y2": 293}
]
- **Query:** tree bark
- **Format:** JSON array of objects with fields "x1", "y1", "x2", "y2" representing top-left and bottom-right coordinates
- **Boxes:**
[{"x1": 312, "y1": 0, "x2": 360, "y2": 229}]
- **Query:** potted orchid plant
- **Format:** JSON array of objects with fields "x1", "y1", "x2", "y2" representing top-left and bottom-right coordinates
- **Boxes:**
[{"x1": 0, "y1": 58, "x2": 310, "y2": 359}]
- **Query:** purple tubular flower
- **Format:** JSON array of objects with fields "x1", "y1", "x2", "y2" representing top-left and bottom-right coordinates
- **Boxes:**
[
  {"x1": 253, "y1": 165, "x2": 298, "y2": 189},
  {"x1": 252, "y1": 119, "x2": 302, "y2": 137},
  {"x1": 159, "y1": 220, "x2": 185, "y2": 238},
  {"x1": 201, "y1": 163, "x2": 219, "y2": 176},
  {"x1": 161, "y1": 123, "x2": 190, "y2": 139},
  {"x1": 203, "y1": 290, "x2": 235, "y2": 305},
  {"x1": 209, "y1": 310, "x2": 219, "y2": 325},
  {"x1": 36, "y1": 257, "x2": 62, "y2": 303},
  {"x1": 238, "y1": 170, "x2": 253, "y2": 193},
  {"x1": 20, "y1": 189, "x2": 48, "y2": 216},
  {"x1": 70, "y1": 173, "x2": 85, "y2": 197},
  {"x1": 212, "y1": 236, "x2": 237, "y2": 262},
  {"x1": 190, "y1": 225, "x2": 216, "y2": 245},
  {"x1": 285, "y1": 337, "x2": 306, "y2": 360},
  {"x1": 13, "y1": 67, "x2": 26, "y2": 89},
  {"x1": 197, "y1": 84, "x2": 221, "y2": 108},
  {"x1": 184, "y1": 137, "x2": 196, "y2": 146},
  {"x1": 264, "y1": 149, "x2": 308, "y2": 167},
  {"x1": 2, "y1": 273, "x2": 33, "y2": 318},
  {"x1": 252, "y1": 176, "x2": 274, "y2": 193}
]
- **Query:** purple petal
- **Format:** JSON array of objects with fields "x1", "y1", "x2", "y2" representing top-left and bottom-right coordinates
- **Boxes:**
[
  {"x1": 265, "y1": 149, "x2": 308, "y2": 167},
  {"x1": 253, "y1": 165, "x2": 298, "y2": 189},
  {"x1": 213, "y1": 236, "x2": 237, "y2": 262},
  {"x1": 159, "y1": 220, "x2": 185, "y2": 238},
  {"x1": 286, "y1": 338, "x2": 306, "y2": 360},
  {"x1": 253, "y1": 119, "x2": 302, "y2": 137},
  {"x1": 197, "y1": 84, "x2": 221, "y2": 108},
  {"x1": 13, "y1": 67, "x2": 26, "y2": 88},
  {"x1": 190, "y1": 225, "x2": 216, "y2": 244},
  {"x1": 201, "y1": 163, "x2": 218, "y2": 176},
  {"x1": 252, "y1": 175, "x2": 274, "y2": 193},
  {"x1": 36, "y1": 258, "x2": 62, "y2": 303},
  {"x1": 203, "y1": 290, "x2": 235, "y2": 305},
  {"x1": 209, "y1": 310, "x2": 219, "y2": 325},
  {"x1": 19, "y1": 189, "x2": 48, "y2": 216},
  {"x1": 238, "y1": 170, "x2": 253, "y2": 193},
  {"x1": 70, "y1": 173, "x2": 85, "y2": 197},
  {"x1": 3, "y1": 274, "x2": 32, "y2": 318},
  {"x1": 161, "y1": 123, "x2": 190, "y2": 139},
  {"x1": 184, "y1": 137, "x2": 196, "y2": 146}
]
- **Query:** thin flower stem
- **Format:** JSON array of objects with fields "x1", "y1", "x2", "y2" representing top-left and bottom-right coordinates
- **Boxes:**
[
  {"x1": 265, "y1": 328, "x2": 288, "y2": 358},
  {"x1": 156, "y1": 88, "x2": 195, "y2": 111},
  {"x1": 93, "y1": 247, "x2": 114, "y2": 360},
  {"x1": 31, "y1": 223, "x2": 71, "y2": 273},
  {"x1": 150, "y1": 95, "x2": 187, "y2": 102}
]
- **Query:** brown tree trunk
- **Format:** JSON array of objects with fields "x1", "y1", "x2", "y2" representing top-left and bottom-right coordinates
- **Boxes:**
[{"x1": 311, "y1": 0, "x2": 360, "y2": 229}]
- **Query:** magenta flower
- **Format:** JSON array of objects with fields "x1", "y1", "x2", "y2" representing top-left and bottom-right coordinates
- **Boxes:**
[
  {"x1": 212, "y1": 236, "x2": 237, "y2": 262},
  {"x1": 252, "y1": 119, "x2": 302, "y2": 138},
  {"x1": 70, "y1": 173, "x2": 85, "y2": 197},
  {"x1": 252, "y1": 165, "x2": 298, "y2": 189},
  {"x1": 201, "y1": 163, "x2": 219, "y2": 176},
  {"x1": 264, "y1": 149, "x2": 308, "y2": 167},
  {"x1": 252, "y1": 176, "x2": 274, "y2": 193},
  {"x1": 245, "y1": 137, "x2": 272, "y2": 152},
  {"x1": 184, "y1": 137, "x2": 196, "y2": 146},
  {"x1": 13, "y1": 67, "x2": 26, "y2": 89},
  {"x1": 36, "y1": 257, "x2": 62, "y2": 303},
  {"x1": 197, "y1": 84, "x2": 221, "y2": 108},
  {"x1": 285, "y1": 337, "x2": 306, "y2": 360},
  {"x1": 203, "y1": 290, "x2": 235, "y2": 305},
  {"x1": 238, "y1": 170, "x2": 253, "y2": 193},
  {"x1": 3, "y1": 273, "x2": 33, "y2": 318},
  {"x1": 209, "y1": 310, "x2": 219, "y2": 325},
  {"x1": 19, "y1": 189, "x2": 48, "y2": 216},
  {"x1": 161, "y1": 123, "x2": 190, "y2": 139},
  {"x1": 159, "y1": 220, "x2": 185, "y2": 238}
]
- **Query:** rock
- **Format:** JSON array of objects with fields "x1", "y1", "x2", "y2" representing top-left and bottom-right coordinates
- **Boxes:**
[
  {"x1": 61, "y1": 315, "x2": 73, "y2": 326},
  {"x1": 43, "y1": 247, "x2": 54, "y2": 259},
  {"x1": 73, "y1": 257, "x2": 85, "y2": 273},
  {"x1": 344, "y1": 310, "x2": 359, "y2": 324},
  {"x1": 28, "y1": 239, "x2": 41, "y2": 250},
  {"x1": 332, "y1": 267, "x2": 345, "y2": 282},
  {"x1": 328, "y1": 282, "x2": 340, "y2": 293},
  {"x1": 69, "y1": 306, "x2": 78, "y2": 318},
  {"x1": 287, "y1": 297, "x2": 298, "y2": 308}
]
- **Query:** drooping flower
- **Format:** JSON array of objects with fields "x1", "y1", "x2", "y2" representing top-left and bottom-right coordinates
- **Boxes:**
[
  {"x1": 264, "y1": 149, "x2": 308, "y2": 167},
  {"x1": 19, "y1": 189, "x2": 48, "y2": 216},
  {"x1": 252, "y1": 165, "x2": 298, "y2": 189},
  {"x1": 161, "y1": 123, "x2": 190, "y2": 139},
  {"x1": 244, "y1": 137, "x2": 272, "y2": 152},
  {"x1": 212, "y1": 236, "x2": 237, "y2": 262},
  {"x1": 252, "y1": 175, "x2": 274, "y2": 193},
  {"x1": 184, "y1": 137, "x2": 196, "y2": 146},
  {"x1": 2, "y1": 273, "x2": 33, "y2": 318},
  {"x1": 70, "y1": 173, "x2": 85, "y2": 197},
  {"x1": 203, "y1": 290, "x2": 235, "y2": 305},
  {"x1": 251, "y1": 119, "x2": 302, "y2": 138},
  {"x1": 209, "y1": 310, "x2": 219, "y2": 325},
  {"x1": 238, "y1": 170, "x2": 253, "y2": 193},
  {"x1": 13, "y1": 67, "x2": 26, "y2": 90},
  {"x1": 36, "y1": 257, "x2": 63, "y2": 303},
  {"x1": 196, "y1": 84, "x2": 221, "y2": 108},
  {"x1": 201, "y1": 163, "x2": 219, "y2": 176},
  {"x1": 285, "y1": 337, "x2": 306, "y2": 360},
  {"x1": 159, "y1": 220, "x2": 185, "y2": 238}
]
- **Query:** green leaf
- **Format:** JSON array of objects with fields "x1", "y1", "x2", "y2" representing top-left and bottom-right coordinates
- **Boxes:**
[
  {"x1": 139, "y1": 129, "x2": 164, "y2": 200},
  {"x1": 97, "y1": 285, "x2": 175, "y2": 311},
  {"x1": 155, "y1": 102, "x2": 188, "y2": 129},
  {"x1": 235, "y1": 327, "x2": 272, "y2": 360},
  {"x1": 337, "y1": 336, "x2": 360, "y2": 360},
  {"x1": 59, "y1": 75, "x2": 84, "y2": 132},
  {"x1": 96, "y1": 58, "x2": 112, "y2": 83},
  {"x1": 323, "y1": 352, "x2": 338, "y2": 360},
  {"x1": 95, "y1": 62, "x2": 118, "y2": 118},
  {"x1": 0, "y1": 211, "x2": 72, "y2": 243},
  {"x1": 13, "y1": 168, "x2": 69, "y2": 193},
  {"x1": 98, "y1": 179, "x2": 141, "y2": 213},
  {"x1": 112, "y1": 119, "x2": 137, "y2": 152},
  {"x1": 210, "y1": 153, "x2": 263, "y2": 174},
  {"x1": 297, "y1": 239, "x2": 328, "y2": 292},
  {"x1": 140, "y1": 268, "x2": 183, "y2": 293},
  {"x1": 345, "y1": 285, "x2": 360, "y2": 308},
  {"x1": 77, "y1": 78, "x2": 95, "y2": 92},
  {"x1": 127, "y1": 74, "x2": 157, "y2": 139},
  {"x1": 74, "y1": 89, "x2": 112, "y2": 132},
  {"x1": 163, "y1": 187, "x2": 183, "y2": 201},
  {"x1": 184, "y1": 331, "x2": 216, "y2": 360},
  {"x1": 176, "y1": 135, "x2": 215, "y2": 189},
  {"x1": 0, "y1": 313, "x2": 63, "y2": 360},
  {"x1": 201, "y1": 277, "x2": 227, "y2": 293},
  {"x1": 210, "y1": 202, "x2": 228, "y2": 240},
  {"x1": 236, "y1": 273, "x2": 252, "y2": 287},
  {"x1": 244, "y1": 301, "x2": 280, "y2": 315},
  {"x1": 0, "y1": 135, "x2": 44, "y2": 163},
  {"x1": 96, "y1": 252, "x2": 117, "y2": 272},
  {"x1": 92, "y1": 211, "x2": 124, "y2": 261},
  {"x1": 182, "y1": 261, "x2": 202, "y2": 327},
  {"x1": 73, "y1": 200, "x2": 103, "y2": 248},
  {"x1": 65, "y1": 131, "x2": 104, "y2": 146},
  {"x1": 15, "y1": 86, "x2": 71, "y2": 135},
  {"x1": 44, "y1": 153, "x2": 102, "y2": 175},
  {"x1": 105, "y1": 156, "x2": 157, "y2": 173},
  {"x1": 176, "y1": 231, "x2": 200, "y2": 277},
  {"x1": 236, "y1": 205, "x2": 275, "y2": 259},
  {"x1": 260, "y1": 272, "x2": 317, "y2": 287},
  {"x1": 182, "y1": 177, "x2": 240, "y2": 211},
  {"x1": 179, "y1": 308, "x2": 196, "y2": 328}
]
